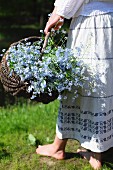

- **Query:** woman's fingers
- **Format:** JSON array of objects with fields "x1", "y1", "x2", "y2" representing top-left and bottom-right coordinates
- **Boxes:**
[
  {"x1": 44, "y1": 19, "x2": 64, "y2": 34},
  {"x1": 54, "y1": 19, "x2": 64, "y2": 30},
  {"x1": 44, "y1": 12, "x2": 64, "y2": 34},
  {"x1": 44, "y1": 21, "x2": 56, "y2": 34}
]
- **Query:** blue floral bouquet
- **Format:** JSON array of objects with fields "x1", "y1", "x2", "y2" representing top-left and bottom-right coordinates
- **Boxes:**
[{"x1": 0, "y1": 30, "x2": 94, "y2": 103}]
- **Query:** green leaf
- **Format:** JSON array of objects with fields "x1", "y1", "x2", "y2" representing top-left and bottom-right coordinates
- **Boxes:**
[{"x1": 28, "y1": 134, "x2": 36, "y2": 145}]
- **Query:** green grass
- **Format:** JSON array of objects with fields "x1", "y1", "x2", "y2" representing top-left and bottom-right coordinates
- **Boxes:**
[{"x1": 0, "y1": 100, "x2": 112, "y2": 170}]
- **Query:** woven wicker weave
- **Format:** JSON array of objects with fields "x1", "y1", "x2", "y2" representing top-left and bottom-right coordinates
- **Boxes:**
[{"x1": 0, "y1": 35, "x2": 59, "y2": 104}]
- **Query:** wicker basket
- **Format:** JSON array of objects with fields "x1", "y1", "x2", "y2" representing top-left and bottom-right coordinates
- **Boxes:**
[{"x1": 0, "y1": 35, "x2": 59, "y2": 104}]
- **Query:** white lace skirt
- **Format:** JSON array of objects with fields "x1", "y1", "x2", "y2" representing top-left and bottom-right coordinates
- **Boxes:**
[{"x1": 56, "y1": 13, "x2": 113, "y2": 153}]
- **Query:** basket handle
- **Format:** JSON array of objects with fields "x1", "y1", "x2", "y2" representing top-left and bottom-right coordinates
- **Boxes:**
[{"x1": 41, "y1": 32, "x2": 51, "y2": 53}]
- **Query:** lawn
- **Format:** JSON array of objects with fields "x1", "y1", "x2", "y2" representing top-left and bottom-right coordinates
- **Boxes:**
[{"x1": 0, "y1": 100, "x2": 113, "y2": 170}]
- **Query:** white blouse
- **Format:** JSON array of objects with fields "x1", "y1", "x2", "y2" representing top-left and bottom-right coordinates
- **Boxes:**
[{"x1": 54, "y1": 0, "x2": 113, "y2": 19}]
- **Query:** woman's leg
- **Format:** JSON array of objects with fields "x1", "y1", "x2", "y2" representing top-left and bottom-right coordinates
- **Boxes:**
[
  {"x1": 77, "y1": 149, "x2": 102, "y2": 170},
  {"x1": 36, "y1": 135, "x2": 68, "y2": 160}
]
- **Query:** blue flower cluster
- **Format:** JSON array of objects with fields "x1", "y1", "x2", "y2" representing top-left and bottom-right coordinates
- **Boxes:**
[{"x1": 6, "y1": 31, "x2": 94, "y2": 100}]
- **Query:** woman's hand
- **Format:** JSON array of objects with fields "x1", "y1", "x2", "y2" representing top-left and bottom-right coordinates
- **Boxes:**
[{"x1": 44, "y1": 7, "x2": 64, "y2": 35}]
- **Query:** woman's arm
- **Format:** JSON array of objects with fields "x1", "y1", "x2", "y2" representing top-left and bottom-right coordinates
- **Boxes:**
[{"x1": 44, "y1": 0, "x2": 85, "y2": 34}]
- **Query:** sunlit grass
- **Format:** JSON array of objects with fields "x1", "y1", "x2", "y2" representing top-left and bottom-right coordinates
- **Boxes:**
[
  {"x1": 0, "y1": 100, "x2": 113, "y2": 170},
  {"x1": 0, "y1": 101, "x2": 58, "y2": 169}
]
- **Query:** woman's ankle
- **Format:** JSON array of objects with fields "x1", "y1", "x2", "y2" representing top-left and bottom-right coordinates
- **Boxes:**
[{"x1": 53, "y1": 135, "x2": 68, "y2": 151}]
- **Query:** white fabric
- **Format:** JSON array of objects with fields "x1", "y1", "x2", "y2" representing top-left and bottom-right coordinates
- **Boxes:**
[
  {"x1": 54, "y1": 0, "x2": 113, "y2": 19},
  {"x1": 80, "y1": 1, "x2": 113, "y2": 17},
  {"x1": 56, "y1": 13, "x2": 113, "y2": 152},
  {"x1": 54, "y1": 0, "x2": 84, "y2": 19}
]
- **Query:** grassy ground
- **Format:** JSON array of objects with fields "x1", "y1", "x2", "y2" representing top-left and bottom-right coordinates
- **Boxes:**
[{"x1": 0, "y1": 100, "x2": 113, "y2": 170}]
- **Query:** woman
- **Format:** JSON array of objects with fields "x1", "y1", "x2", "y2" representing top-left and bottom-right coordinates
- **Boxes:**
[{"x1": 36, "y1": 0, "x2": 113, "y2": 169}]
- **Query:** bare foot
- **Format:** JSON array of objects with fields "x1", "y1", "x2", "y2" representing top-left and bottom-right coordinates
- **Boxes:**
[
  {"x1": 77, "y1": 149, "x2": 102, "y2": 170},
  {"x1": 36, "y1": 144, "x2": 65, "y2": 160}
]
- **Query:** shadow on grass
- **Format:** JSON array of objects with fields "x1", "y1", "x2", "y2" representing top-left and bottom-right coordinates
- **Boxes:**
[
  {"x1": 66, "y1": 150, "x2": 113, "y2": 169},
  {"x1": 65, "y1": 152, "x2": 81, "y2": 160},
  {"x1": 102, "y1": 147, "x2": 113, "y2": 169},
  {"x1": 35, "y1": 139, "x2": 43, "y2": 147},
  {"x1": 0, "y1": 142, "x2": 11, "y2": 159},
  {"x1": 65, "y1": 148, "x2": 113, "y2": 169},
  {"x1": 0, "y1": 149, "x2": 11, "y2": 160}
]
